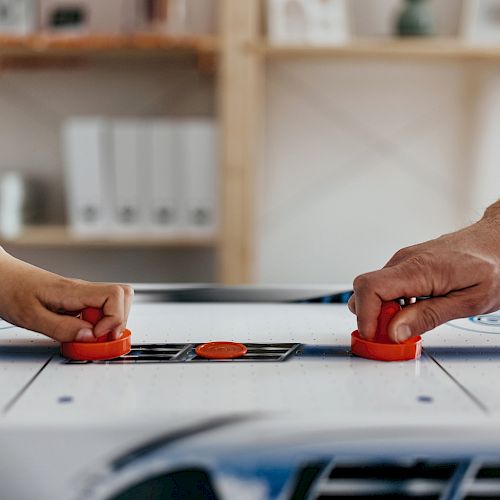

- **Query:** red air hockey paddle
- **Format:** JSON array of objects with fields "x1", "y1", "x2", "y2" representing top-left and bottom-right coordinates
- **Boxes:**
[
  {"x1": 82, "y1": 307, "x2": 107, "y2": 343},
  {"x1": 351, "y1": 301, "x2": 422, "y2": 361},
  {"x1": 61, "y1": 307, "x2": 131, "y2": 361}
]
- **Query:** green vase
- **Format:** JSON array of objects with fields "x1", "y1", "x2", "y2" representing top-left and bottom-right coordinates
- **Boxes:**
[{"x1": 396, "y1": 0, "x2": 434, "y2": 37}]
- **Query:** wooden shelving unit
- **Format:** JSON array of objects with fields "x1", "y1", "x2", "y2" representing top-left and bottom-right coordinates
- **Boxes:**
[
  {"x1": 0, "y1": 33, "x2": 218, "y2": 56},
  {"x1": 252, "y1": 38, "x2": 500, "y2": 60},
  {"x1": 4, "y1": 2, "x2": 497, "y2": 283},
  {"x1": 0, "y1": 226, "x2": 216, "y2": 249},
  {"x1": 0, "y1": 7, "x2": 256, "y2": 282},
  {"x1": 0, "y1": 26, "x2": 232, "y2": 276}
]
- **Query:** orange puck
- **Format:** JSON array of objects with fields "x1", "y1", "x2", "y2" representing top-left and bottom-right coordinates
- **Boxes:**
[
  {"x1": 61, "y1": 329, "x2": 132, "y2": 361},
  {"x1": 351, "y1": 331, "x2": 422, "y2": 362},
  {"x1": 195, "y1": 341, "x2": 248, "y2": 360}
]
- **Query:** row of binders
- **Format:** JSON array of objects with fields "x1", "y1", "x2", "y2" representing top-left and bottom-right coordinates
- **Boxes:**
[{"x1": 63, "y1": 117, "x2": 218, "y2": 237}]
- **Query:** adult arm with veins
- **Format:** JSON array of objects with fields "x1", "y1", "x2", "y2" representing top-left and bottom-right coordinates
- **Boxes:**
[
  {"x1": 0, "y1": 248, "x2": 133, "y2": 342},
  {"x1": 348, "y1": 200, "x2": 500, "y2": 343}
]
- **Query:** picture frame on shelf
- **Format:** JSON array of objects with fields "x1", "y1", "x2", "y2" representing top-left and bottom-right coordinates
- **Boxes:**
[
  {"x1": 267, "y1": 0, "x2": 350, "y2": 46},
  {"x1": 39, "y1": 0, "x2": 148, "y2": 34},
  {"x1": 461, "y1": 0, "x2": 500, "y2": 43}
]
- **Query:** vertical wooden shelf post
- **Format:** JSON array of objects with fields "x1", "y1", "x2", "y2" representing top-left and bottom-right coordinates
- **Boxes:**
[{"x1": 218, "y1": 0, "x2": 263, "y2": 284}]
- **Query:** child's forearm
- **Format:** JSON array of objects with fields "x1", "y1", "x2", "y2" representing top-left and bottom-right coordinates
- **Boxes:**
[{"x1": 0, "y1": 248, "x2": 133, "y2": 342}]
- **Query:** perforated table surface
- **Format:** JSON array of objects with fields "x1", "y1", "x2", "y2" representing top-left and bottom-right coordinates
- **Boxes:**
[{"x1": 0, "y1": 285, "x2": 499, "y2": 500}]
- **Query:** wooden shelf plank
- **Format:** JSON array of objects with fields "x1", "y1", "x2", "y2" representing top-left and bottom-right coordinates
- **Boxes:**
[
  {"x1": 253, "y1": 38, "x2": 500, "y2": 60},
  {"x1": 0, "y1": 226, "x2": 217, "y2": 249},
  {"x1": 0, "y1": 33, "x2": 218, "y2": 57}
]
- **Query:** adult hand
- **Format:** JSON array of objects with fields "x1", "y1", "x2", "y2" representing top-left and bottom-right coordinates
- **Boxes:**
[
  {"x1": 348, "y1": 202, "x2": 500, "y2": 343},
  {"x1": 0, "y1": 250, "x2": 133, "y2": 342}
]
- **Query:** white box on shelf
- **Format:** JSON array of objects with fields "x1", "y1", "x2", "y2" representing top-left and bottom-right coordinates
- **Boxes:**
[
  {"x1": 267, "y1": 0, "x2": 350, "y2": 46},
  {"x1": 267, "y1": 0, "x2": 308, "y2": 44},
  {"x1": 147, "y1": 120, "x2": 181, "y2": 234},
  {"x1": 62, "y1": 118, "x2": 112, "y2": 236},
  {"x1": 305, "y1": 0, "x2": 350, "y2": 46},
  {"x1": 152, "y1": 0, "x2": 216, "y2": 35},
  {"x1": 110, "y1": 120, "x2": 148, "y2": 234},
  {"x1": 39, "y1": 0, "x2": 146, "y2": 33},
  {"x1": 179, "y1": 119, "x2": 218, "y2": 236},
  {"x1": 0, "y1": 0, "x2": 37, "y2": 35}
]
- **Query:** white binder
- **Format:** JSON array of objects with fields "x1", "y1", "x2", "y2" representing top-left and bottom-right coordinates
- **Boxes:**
[
  {"x1": 0, "y1": 0, "x2": 36, "y2": 35},
  {"x1": 62, "y1": 118, "x2": 112, "y2": 236},
  {"x1": 148, "y1": 120, "x2": 180, "y2": 234},
  {"x1": 179, "y1": 119, "x2": 218, "y2": 235},
  {"x1": 110, "y1": 120, "x2": 146, "y2": 234}
]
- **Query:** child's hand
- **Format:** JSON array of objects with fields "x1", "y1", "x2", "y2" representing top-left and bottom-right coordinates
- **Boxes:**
[{"x1": 0, "y1": 250, "x2": 133, "y2": 343}]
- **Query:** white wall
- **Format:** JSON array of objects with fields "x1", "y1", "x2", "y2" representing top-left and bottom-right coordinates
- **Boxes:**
[
  {"x1": 257, "y1": 59, "x2": 476, "y2": 284},
  {"x1": 255, "y1": 0, "x2": 500, "y2": 285}
]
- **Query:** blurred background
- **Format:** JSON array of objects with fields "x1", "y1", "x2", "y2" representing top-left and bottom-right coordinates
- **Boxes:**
[{"x1": 0, "y1": 0, "x2": 497, "y2": 284}]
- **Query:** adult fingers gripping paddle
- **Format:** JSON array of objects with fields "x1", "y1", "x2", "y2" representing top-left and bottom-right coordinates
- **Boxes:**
[{"x1": 351, "y1": 301, "x2": 422, "y2": 362}]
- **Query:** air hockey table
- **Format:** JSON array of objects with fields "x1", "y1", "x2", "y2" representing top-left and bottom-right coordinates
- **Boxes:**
[{"x1": 1, "y1": 285, "x2": 500, "y2": 500}]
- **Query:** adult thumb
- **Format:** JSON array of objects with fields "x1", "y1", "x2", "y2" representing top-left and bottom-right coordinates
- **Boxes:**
[{"x1": 388, "y1": 295, "x2": 469, "y2": 343}]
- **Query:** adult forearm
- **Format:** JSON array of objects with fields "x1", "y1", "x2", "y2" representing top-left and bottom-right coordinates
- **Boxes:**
[
  {"x1": 477, "y1": 200, "x2": 500, "y2": 260},
  {"x1": 483, "y1": 200, "x2": 500, "y2": 225},
  {"x1": 349, "y1": 198, "x2": 500, "y2": 341}
]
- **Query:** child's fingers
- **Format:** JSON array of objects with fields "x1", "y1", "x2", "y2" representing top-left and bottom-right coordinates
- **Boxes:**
[
  {"x1": 93, "y1": 286, "x2": 127, "y2": 338},
  {"x1": 60, "y1": 282, "x2": 133, "y2": 340},
  {"x1": 123, "y1": 285, "x2": 134, "y2": 325},
  {"x1": 109, "y1": 285, "x2": 133, "y2": 339},
  {"x1": 37, "y1": 281, "x2": 134, "y2": 341}
]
